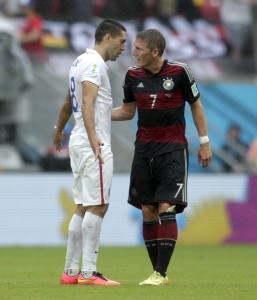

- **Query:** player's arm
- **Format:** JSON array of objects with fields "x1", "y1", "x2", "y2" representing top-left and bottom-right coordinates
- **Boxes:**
[
  {"x1": 19, "y1": 20, "x2": 42, "y2": 44},
  {"x1": 81, "y1": 80, "x2": 104, "y2": 163},
  {"x1": 20, "y1": 29, "x2": 41, "y2": 43},
  {"x1": 112, "y1": 102, "x2": 136, "y2": 121},
  {"x1": 54, "y1": 89, "x2": 72, "y2": 151},
  {"x1": 189, "y1": 98, "x2": 212, "y2": 168}
]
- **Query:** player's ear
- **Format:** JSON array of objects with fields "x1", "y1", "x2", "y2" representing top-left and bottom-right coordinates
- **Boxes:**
[
  {"x1": 104, "y1": 33, "x2": 112, "y2": 43},
  {"x1": 152, "y1": 48, "x2": 159, "y2": 57}
]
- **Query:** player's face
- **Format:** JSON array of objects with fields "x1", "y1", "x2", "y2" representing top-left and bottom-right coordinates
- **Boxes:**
[
  {"x1": 133, "y1": 39, "x2": 155, "y2": 68},
  {"x1": 107, "y1": 31, "x2": 127, "y2": 61}
]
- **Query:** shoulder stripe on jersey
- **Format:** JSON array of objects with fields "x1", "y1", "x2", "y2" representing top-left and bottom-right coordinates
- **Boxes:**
[{"x1": 167, "y1": 60, "x2": 194, "y2": 83}]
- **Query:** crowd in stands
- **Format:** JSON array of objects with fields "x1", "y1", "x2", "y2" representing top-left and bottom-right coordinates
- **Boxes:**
[
  {"x1": 2, "y1": 0, "x2": 202, "y2": 22},
  {"x1": 0, "y1": 4, "x2": 34, "y2": 145},
  {"x1": 1, "y1": 0, "x2": 257, "y2": 62},
  {"x1": 0, "y1": 0, "x2": 256, "y2": 61}
]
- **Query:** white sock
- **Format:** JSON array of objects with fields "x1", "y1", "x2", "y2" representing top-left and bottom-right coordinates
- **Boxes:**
[
  {"x1": 64, "y1": 214, "x2": 83, "y2": 275},
  {"x1": 81, "y1": 211, "x2": 103, "y2": 277}
]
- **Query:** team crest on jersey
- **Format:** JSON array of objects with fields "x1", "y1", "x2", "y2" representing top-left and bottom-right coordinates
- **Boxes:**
[{"x1": 163, "y1": 78, "x2": 174, "y2": 90}]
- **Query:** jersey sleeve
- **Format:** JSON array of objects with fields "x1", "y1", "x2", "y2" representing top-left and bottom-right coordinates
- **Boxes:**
[
  {"x1": 80, "y1": 60, "x2": 101, "y2": 87},
  {"x1": 180, "y1": 63, "x2": 200, "y2": 104},
  {"x1": 123, "y1": 69, "x2": 136, "y2": 103}
]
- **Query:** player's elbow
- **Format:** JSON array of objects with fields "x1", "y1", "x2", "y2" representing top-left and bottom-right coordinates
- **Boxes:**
[
  {"x1": 126, "y1": 112, "x2": 134, "y2": 120},
  {"x1": 124, "y1": 105, "x2": 136, "y2": 120}
]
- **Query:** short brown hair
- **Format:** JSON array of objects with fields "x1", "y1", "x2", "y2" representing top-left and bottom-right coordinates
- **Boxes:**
[
  {"x1": 136, "y1": 29, "x2": 166, "y2": 56},
  {"x1": 95, "y1": 19, "x2": 126, "y2": 44}
]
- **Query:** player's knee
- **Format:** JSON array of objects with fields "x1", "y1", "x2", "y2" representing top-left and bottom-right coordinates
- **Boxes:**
[
  {"x1": 87, "y1": 203, "x2": 109, "y2": 218},
  {"x1": 75, "y1": 204, "x2": 87, "y2": 217},
  {"x1": 142, "y1": 205, "x2": 158, "y2": 221}
]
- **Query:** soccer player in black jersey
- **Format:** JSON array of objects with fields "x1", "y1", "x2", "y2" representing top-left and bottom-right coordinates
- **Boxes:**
[{"x1": 112, "y1": 29, "x2": 212, "y2": 285}]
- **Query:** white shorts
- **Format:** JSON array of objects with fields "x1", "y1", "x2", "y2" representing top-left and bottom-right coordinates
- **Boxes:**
[{"x1": 69, "y1": 145, "x2": 113, "y2": 206}]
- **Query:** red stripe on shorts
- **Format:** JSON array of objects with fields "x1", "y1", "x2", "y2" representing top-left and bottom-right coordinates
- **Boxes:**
[{"x1": 99, "y1": 158, "x2": 105, "y2": 205}]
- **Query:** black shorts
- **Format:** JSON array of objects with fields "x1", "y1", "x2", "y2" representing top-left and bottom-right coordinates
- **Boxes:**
[{"x1": 128, "y1": 148, "x2": 188, "y2": 214}]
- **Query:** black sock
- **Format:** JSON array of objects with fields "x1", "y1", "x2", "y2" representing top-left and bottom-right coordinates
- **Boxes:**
[
  {"x1": 142, "y1": 219, "x2": 159, "y2": 270},
  {"x1": 155, "y1": 212, "x2": 177, "y2": 277}
]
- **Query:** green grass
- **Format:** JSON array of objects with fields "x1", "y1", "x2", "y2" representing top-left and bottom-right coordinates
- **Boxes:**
[{"x1": 0, "y1": 245, "x2": 257, "y2": 300}]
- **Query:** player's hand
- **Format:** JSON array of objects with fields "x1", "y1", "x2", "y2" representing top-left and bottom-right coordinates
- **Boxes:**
[
  {"x1": 198, "y1": 142, "x2": 212, "y2": 168},
  {"x1": 53, "y1": 127, "x2": 63, "y2": 151},
  {"x1": 90, "y1": 137, "x2": 104, "y2": 164}
]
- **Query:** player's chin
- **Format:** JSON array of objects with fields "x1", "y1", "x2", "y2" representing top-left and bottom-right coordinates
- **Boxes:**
[{"x1": 111, "y1": 54, "x2": 121, "y2": 61}]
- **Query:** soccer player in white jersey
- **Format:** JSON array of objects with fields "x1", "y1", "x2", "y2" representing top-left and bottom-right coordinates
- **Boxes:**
[{"x1": 53, "y1": 19, "x2": 126, "y2": 286}]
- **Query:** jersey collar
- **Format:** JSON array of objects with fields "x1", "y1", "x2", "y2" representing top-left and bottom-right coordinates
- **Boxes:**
[{"x1": 86, "y1": 48, "x2": 106, "y2": 64}]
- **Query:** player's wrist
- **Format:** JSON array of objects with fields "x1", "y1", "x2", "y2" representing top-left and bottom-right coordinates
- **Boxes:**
[
  {"x1": 54, "y1": 126, "x2": 61, "y2": 132},
  {"x1": 199, "y1": 135, "x2": 209, "y2": 144}
]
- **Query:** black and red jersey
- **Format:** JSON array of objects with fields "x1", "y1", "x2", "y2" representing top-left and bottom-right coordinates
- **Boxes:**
[{"x1": 123, "y1": 59, "x2": 200, "y2": 157}]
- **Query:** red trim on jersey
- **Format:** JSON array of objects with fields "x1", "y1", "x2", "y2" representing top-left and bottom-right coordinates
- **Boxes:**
[{"x1": 137, "y1": 125, "x2": 187, "y2": 144}]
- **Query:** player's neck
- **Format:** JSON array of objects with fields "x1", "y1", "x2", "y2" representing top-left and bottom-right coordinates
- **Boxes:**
[
  {"x1": 145, "y1": 58, "x2": 164, "y2": 75},
  {"x1": 93, "y1": 45, "x2": 107, "y2": 61}
]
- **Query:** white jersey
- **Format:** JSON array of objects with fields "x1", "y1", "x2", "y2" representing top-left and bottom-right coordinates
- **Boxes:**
[{"x1": 68, "y1": 49, "x2": 112, "y2": 149}]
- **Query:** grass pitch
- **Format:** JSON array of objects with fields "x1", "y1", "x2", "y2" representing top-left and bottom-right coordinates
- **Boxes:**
[{"x1": 0, "y1": 245, "x2": 256, "y2": 300}]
